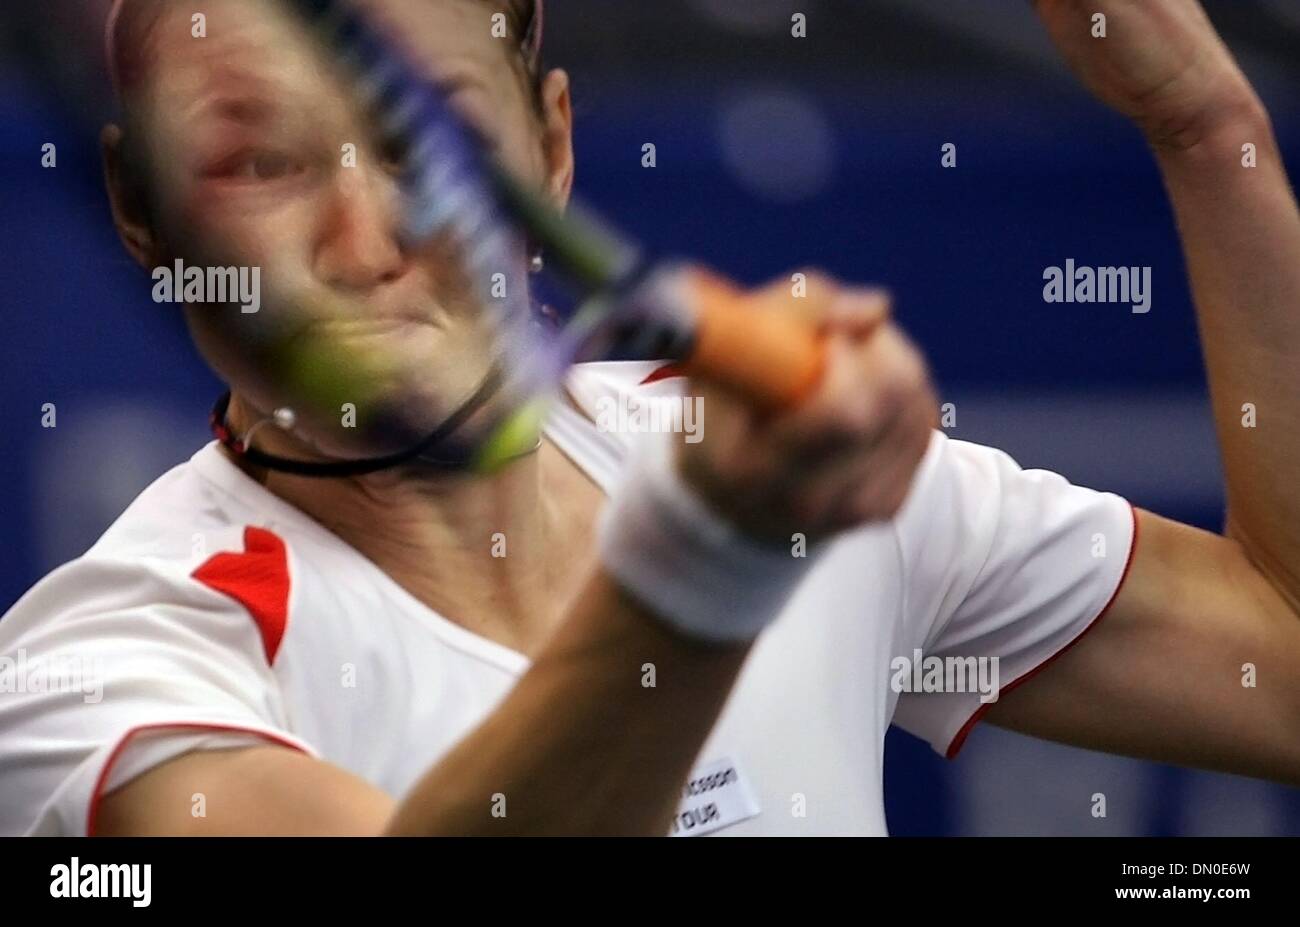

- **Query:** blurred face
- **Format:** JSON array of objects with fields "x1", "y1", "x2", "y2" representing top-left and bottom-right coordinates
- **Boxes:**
[{"x1": 114, "y1": 0, "x2": 569, "y2": 457}]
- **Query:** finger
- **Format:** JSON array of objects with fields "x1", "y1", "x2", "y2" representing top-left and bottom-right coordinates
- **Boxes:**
[
  {"x1": 843, "y1": 396, "x2": 935, "y2": 522},
  {"x1": 825, "y1": 288, "x2": 891, "y2": 339},
  {"x1": 760, "y1": 325, "x2": 922, "y2": 461},
  {"x1": 750, "y1": 268, "x2": 842, "y2": 326},
  {"x1": 781, "y1": 381, "x2": 919, "y2": 528}
]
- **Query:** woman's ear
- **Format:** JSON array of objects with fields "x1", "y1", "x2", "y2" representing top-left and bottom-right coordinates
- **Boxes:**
[
  {"x1": 538, "y1": 68, "x2": 574, "y2": 209},
  {"x1": 101, "y1": 123, "x2": 159, "y2": 268}
]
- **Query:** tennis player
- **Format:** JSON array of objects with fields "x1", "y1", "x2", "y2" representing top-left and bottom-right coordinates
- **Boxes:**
[{"x1": 2, "y1": 0, "x2": 1299, "y2": 836}]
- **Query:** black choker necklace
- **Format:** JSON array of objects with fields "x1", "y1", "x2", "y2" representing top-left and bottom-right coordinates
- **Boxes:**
[{"x1": 208, "y1": 368, "x2": 540, "y2": 478}]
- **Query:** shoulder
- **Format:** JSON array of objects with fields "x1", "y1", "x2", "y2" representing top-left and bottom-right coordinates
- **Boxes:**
[
  {"x1": 548, "y1": 361, "x2": 688, "y2": 489},
  {"x1": 0, "y1": 448, "x2": 326, "y2": 836},
  {"x1": 563, "y1": 360, "x2": 684, "y2": 414},
  {"x1": 894, "y1": 429, "x2": 1129, "y2": 547},
  {"x1": 1, "y1": 443, "x2": 314, "y2": 665}
]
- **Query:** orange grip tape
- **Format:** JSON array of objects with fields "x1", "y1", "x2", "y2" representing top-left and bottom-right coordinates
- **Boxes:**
[{"x1": 680, "y1": 269, "x2": 827, "y2": 410}]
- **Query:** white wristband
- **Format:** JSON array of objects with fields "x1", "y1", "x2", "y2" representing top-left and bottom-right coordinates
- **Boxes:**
[{"x1": 597, "y1": 435, "x2": 822, "y2": 643}]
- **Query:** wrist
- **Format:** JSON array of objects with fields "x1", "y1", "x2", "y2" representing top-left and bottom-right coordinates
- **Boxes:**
[
  {"x1": 1146, "y1": 86, "x2": 1271, "y2": 163},
  {"x1": 597, "y1": 435, "x2": 824, "y2": 644}
]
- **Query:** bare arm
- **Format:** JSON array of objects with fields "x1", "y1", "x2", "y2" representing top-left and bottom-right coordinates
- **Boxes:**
[
  {"x1": 989, "y1": 1, "x2": 1300, "y2": 776},
  {"x1": 98, "y1": 572, "x2": 749, "y2": 836},
  {"x1": 988, "y1": 508, "x2": 1300, "y2": 784},
  {"x1": 1155, "y1": 111, "x2": 1300, "y2": 601},
  {"x1": 97, "y1": 278, "x2": 935, "y2": 836}
]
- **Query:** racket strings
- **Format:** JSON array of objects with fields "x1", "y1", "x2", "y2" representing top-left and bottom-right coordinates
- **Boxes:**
[{"x1": 250, "y1": 0, "x2": 550, "y2": 470}]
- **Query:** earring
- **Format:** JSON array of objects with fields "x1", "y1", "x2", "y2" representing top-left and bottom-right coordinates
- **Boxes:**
[
  {"x1": 529, "y1": 251, "x2": 545, "y2": 274},
  {"x1": 240, "y1": 406, "x2": 297, "y2": 451}
]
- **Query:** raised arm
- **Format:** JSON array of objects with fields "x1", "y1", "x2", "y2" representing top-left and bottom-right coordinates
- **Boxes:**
[
  {"x1": 1035, "y1": 0, "x2": 1300, "y2": 586},
  {"x1": 985, "y1": 0, "x2": 1300, "y2": 778}
]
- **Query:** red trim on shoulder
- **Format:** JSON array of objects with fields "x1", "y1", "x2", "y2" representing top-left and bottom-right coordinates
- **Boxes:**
[
  {"x1": 192, "y1": 526, "x2": 291, "y2": 665},
  {"x1": 944, "y1": 502, "x2": 1142, "y2": 759},
  {"x1": 86, "y1": 721, "x2": 309, "y2": 836},
  {"x1": 639, "y1": 363, "x2": 685, "y2": 386}
]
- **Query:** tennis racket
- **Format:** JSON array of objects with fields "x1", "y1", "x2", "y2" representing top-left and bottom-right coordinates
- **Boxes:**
[{"x1": 160, "y1": 0, "x2": 830, "y2": 475}]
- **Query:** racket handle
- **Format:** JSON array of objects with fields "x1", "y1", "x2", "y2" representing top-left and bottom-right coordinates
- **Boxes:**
[{"x1": 678, "y1": 268, "x2": 827, "y2": 410}]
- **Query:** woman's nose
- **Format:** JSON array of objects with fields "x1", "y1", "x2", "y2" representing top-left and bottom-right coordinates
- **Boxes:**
[{"x1": 313, "y1": 166, "x2": 407, "y2": 291}]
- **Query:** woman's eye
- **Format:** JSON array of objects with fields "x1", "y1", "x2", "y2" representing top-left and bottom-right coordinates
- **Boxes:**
[
  {"x1": 378, "y1": 140, "x2": 406, "y2": 173},
  {"x1": 211, "y1": 149, "x2": 307, "y2": 182}
]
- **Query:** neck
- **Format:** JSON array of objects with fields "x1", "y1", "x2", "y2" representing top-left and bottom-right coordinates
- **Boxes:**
[{"x1": 223, "y1": 392, "x2": 601, "y2": 654}]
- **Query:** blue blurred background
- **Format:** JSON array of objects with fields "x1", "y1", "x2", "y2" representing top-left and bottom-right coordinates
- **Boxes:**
[{"x1": 2, "y1": 0, "x2": 1299, "y2": 834}]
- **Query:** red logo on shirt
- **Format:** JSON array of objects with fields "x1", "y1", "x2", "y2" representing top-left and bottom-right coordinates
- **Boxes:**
[{"x1": 192, "y1": 526, "x2": 290, "y2": 665}]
